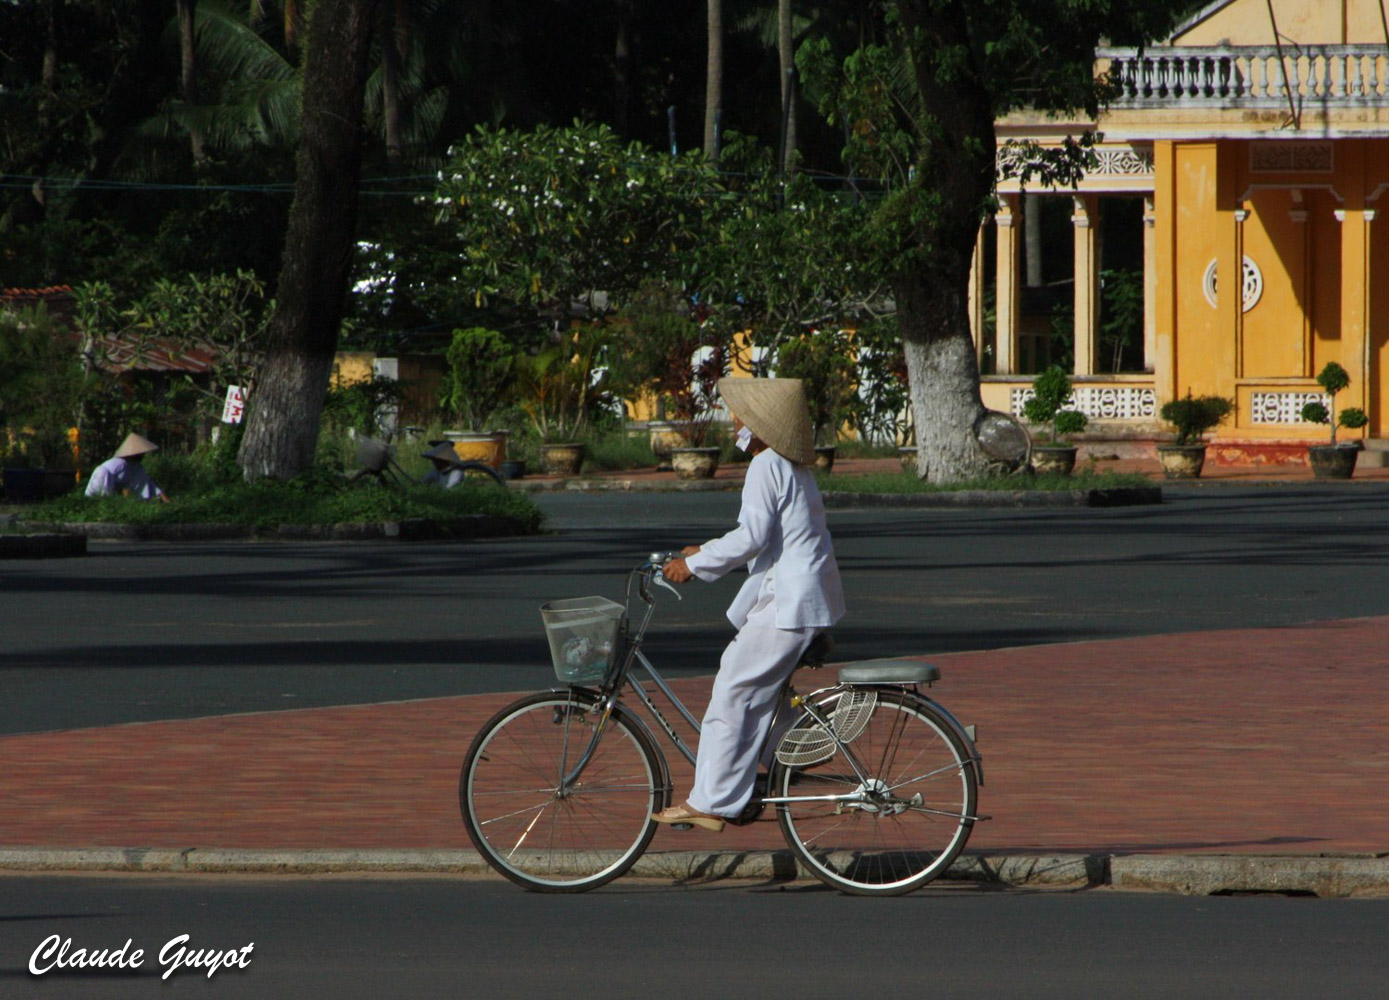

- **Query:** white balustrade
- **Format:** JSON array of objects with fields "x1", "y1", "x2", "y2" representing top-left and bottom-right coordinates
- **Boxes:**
[{"x1": 1098, "y1": 45, "x2": 1389, "y2": 109}]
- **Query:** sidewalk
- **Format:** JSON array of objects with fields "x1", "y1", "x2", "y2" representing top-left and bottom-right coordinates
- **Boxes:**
[{"x1": 3, "y1": 616, "x2": 1387, "y2": 895}]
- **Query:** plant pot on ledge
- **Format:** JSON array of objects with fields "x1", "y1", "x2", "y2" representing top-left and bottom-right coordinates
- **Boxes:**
[
  {"x1": 1308, "y1": 442, "x2": 1361, "y2": 480},
  {"x1": 1156, "y1": 443, "x2": 1207, "y2": 479},
  {"x1": 670, "y1": 446, "x2": 719, "y2": 480},
  {"x1": 814, "y1": 446, "x2": 836, "y2": 472},
  {"x1": 538, "y1": 442, "x2": 585, "y2": 476},
  {"x1": 1031, "y1": 445, "x2": 1078, "y2": 476}
]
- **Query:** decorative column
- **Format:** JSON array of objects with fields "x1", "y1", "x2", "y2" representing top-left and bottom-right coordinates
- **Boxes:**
[
  {"x1": 1153, "y1": 142, "x2": 1177, "y2": 403},
  {"x1": 967, "y1": 222, "x2": 987, "y2": 370},
  {"x1": 1071, "y1": 195, "x2": 1099, "y2": 375},
  {"x1": 1231, "y1": 206, "x2": 1249, "y2": 380},
  {"x1": 993, "y1": 193, "x2": 1020, "y2": 375},
  {"x1": 1335, "y1": 205, "x2": 1373, "y2": 417},
  {"x1": 1142, "y1": 195, "x2": 1157, "y2": 372}
]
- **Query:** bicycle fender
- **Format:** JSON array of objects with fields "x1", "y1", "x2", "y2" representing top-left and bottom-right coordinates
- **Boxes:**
[
  {"x1": 920, "y1": 696, "x2": 986, "y2": 786},
  {"x1": 547, "y1": 686, "x2": 675, "y2": 806}
]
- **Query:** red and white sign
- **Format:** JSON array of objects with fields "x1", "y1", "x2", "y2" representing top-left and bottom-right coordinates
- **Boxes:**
[{"x1": 221, "y1": 385, "x2": 246, "y2": 424}]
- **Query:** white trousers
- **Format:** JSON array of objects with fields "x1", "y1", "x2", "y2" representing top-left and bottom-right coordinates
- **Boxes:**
[{"x1": 685, "y1": 604, "x2": 816, "y2": 817}]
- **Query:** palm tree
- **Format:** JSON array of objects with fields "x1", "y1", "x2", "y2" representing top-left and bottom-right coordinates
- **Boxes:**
[{"x1": 704, "y1": 0, "x2": 722, "y2": 162}]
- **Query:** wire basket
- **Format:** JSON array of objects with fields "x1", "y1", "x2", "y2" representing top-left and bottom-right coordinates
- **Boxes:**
[
  {"x1": 775, "y1": 690, "x2": 878, "y2": 767},
  {"x1": 540, "y1": 596, "x2": 625, "y2": 685}
]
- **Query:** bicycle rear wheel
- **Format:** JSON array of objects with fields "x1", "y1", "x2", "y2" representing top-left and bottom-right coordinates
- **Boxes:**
[
  {"x1": 774, "y1": 689, "x2": 978, "y2": 896},
  {"x1": 461, "y1": 691, "x2": 664, "y2": 891}
]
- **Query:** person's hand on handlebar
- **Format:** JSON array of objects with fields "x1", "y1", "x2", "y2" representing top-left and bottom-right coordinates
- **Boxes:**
[{"x1": 662, "y1": 545, "x2": 701, "y2": 584}]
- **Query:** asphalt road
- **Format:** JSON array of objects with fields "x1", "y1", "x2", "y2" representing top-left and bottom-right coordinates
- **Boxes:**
[
  {"x1": 2, "y1": 875, "x2": 1387, "y2": 999},
  {"x1": 4, "y1": 484, "x2": 1389, "y2": 735}
]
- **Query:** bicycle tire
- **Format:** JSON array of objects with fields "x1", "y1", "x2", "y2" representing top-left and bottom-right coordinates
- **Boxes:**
[
  {"x1": 461, "y1": 690, "x2": 664, "y2": 892},
  {"x1": 774, "y1": 689, "x2": 978, "y2": 896}
]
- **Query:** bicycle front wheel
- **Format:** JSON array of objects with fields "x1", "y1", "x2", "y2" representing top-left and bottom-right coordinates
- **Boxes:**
[
  {"x1": 461, "y1": 691, "x2": 664, "y2": 892},
  {"x1": 774, "y1": 690, "x2": 978, "y2": 896}
]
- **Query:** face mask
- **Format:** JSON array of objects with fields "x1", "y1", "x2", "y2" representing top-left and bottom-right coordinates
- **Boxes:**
[{"x1": 735, "y1": 425, "x2": 754, "y2": 452}]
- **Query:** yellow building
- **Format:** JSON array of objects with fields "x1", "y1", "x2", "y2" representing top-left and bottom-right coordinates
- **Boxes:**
[{"x1": 979, "y1": 0, "x2": 1389, "y2": 462}]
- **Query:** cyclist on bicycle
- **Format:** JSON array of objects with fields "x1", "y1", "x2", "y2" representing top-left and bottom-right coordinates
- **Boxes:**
[{"x1": 654, "y1": 377, "x2": 845, "y2": 832}]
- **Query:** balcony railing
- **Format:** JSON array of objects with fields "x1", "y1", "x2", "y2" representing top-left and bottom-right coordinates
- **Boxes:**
[{"x1": 1097, "y1": 45, "x2": 1389, "y2": 109}]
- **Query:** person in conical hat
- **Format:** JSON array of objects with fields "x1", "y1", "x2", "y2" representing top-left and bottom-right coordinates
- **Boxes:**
[
  {"x1": 652, "y1": 377, "x2": 845, "y2": 833},
  {"x1": 85, "y1": 433, "x2": 169, "y2": 502},
  {"x1": 420, "y1": 442, "x2": 467, "y2": 489}
]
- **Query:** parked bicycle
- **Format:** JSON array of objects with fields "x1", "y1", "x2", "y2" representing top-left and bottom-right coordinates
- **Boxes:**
[
  {"x1": 349, "y1": 434, "x2": 503, "y2": 488},
  {"x1": 460, "y1": 553, "x2": 986, "y2": 895}
]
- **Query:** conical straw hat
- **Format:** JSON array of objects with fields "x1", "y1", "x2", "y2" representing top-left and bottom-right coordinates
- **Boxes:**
[
  {"x1": 422, "y1": 443, "x2": 464, "y2": 467},
  {"x1": 717, "y1": 377, "x2": 816, "y2": 466},
  {"x1": 115, "y1": 433, "x2": 159, "y2": 459}
]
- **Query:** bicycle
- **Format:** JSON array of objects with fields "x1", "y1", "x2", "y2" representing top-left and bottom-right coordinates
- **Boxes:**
[
  {"x1": 349, "y1": 434, "x2": 504, "y2": 487},
  {"x1": 459, "y1": 553, "x2": 986, "y2": 896}
]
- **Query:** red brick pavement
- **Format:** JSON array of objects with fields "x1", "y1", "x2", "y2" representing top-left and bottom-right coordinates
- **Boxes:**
[{"x1": 3, "y1": 618, "x2": 1387, "y2": 857}]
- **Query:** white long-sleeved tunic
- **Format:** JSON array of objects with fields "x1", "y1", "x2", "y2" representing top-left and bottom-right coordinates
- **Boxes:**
[
  {"x1": 684, "y1": 448, "x2": 845, "y2": 630},
  {"x1": 84, "y1": 457, "x2": 164, "y2": 500}
]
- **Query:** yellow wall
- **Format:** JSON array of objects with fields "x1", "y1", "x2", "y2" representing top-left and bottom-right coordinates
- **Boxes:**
[
  {"x1": 1173, "y1": 144, "x2": 1222, "y2": 400},
  {"x1": 1174, "y1": 0, "x2": 1388, "y2": 46}
]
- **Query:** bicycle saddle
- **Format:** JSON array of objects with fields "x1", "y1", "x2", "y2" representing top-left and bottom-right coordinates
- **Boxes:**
[{"x1": 837, "y1": 660, "x2": 941, "y2": 684}]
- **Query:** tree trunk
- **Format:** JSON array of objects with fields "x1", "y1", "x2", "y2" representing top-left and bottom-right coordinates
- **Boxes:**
[
  {"x1": 238, "y1": 0, "x2": 383, "y2": 482},
  {"x1": 176, "y1": 0, "x2": 207, "y2": 168},
  {"x1": 613, "y1": 1, "x2": 632, "y2": 136},
  {"x1": 703, "y1": 0, "x2": 722, "y2": 162},
  {"x1": 380, "y1": 0, "x2": 404, "y2": 168},
  {"x1": 894, "y1": 0, "x2": 997, "y2": 482},
  {"x1": 778, "y1": 0, "x2": 796, "y2": 174}
]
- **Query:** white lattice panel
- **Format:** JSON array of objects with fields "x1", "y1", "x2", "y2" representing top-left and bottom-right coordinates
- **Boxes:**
[
  {"x1": 1249, "y1": 391, "x2": 1329, "y2": 424},
  {"x1": 1011, "y1": 386, "x2": 1157, "y2": 419}
]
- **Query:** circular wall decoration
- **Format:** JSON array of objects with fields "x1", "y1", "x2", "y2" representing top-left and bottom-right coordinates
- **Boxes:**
[{"x1": 1202, "y1": 255, "x2": 1263, "y2": 312}]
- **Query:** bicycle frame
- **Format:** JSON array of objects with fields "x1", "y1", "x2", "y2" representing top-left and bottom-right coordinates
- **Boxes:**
[{"x1": 554, "y1": 555, "x2": 983, "y2": 819}]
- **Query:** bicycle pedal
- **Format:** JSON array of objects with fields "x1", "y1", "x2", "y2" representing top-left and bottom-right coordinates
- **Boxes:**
[{"x1": 671, "y1": 822, "x2": 694, "y2": 831}]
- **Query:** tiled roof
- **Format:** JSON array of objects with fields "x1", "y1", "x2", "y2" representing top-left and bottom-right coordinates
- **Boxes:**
[{"x1": 0, "y1": 285, "x2": 74, "y2": 300}]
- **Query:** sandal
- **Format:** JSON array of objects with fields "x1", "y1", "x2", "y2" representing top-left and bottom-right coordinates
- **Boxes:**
[{"x1": 651, "y1": 803, "x2": 726, "y2": 833}]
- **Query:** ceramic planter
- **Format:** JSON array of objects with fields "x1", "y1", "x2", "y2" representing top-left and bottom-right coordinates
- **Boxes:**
[
  {"x1": 1308, "y1": 443, "x2": 1360, "y2": 480},
  {"x1": 646, "y1": 421, "x2": 693, "y2": 466},
  {"x1": 814, "y1": 446, "x2": 836, "y2": 472},
  {"x1": 498, "y1": 459, "x2": 527, "y2": 480},
  {"x1": 670, "y1": 446, "x2": 719, "y2": 480},
  {"x1": 898, "y1": 446, "x2": 920, "y2": 474},
  {"x1": 538, "y1": 442, "x2": 585, "y2": 476},
  {"x1": 1031, "y1": 445, "x2": 1078, "y2": 476},
  {"x1": 1156, "y1": 444, "x2": 1207, "y2": 479},
  {"x1": 443, "y1": 430, "x2": 506, "y2": 467}
]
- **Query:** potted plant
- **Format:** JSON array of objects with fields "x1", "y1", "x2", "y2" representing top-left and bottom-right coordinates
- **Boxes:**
[
  {"x1": 439, "y1": 327, "x2": 515, "y2": 468},
  {"x1": 607, "y1": 283, "x2": 730, "y2": 479},
  {"x1": 774, "y1": 327, "x2": 858, "y2": 472},
  {"x1": 1157, "y1": 391, "x2": 1232, "y2": 479},
  {"x1": 1301, "y1": 362, "x2": 1369, "y2": 479},
  {"x1": 515, "y1": 326, "x2": 608, "y2": 476},
  {"x1": 1022, "y1": 366, "x2": 1088, "y2": 475}
]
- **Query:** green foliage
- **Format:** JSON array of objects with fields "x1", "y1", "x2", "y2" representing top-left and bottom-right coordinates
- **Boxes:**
[
  {"x1": 1100, "y1": 268, "x2": 1144, "y2": 374},
  {"x1": 434, "y1": 122, "x2": 720, "y2": 321},
  {"x1": 514, "y1": 326, "x2": 610, "y2": 443},
  {"x1": 775, "y1": 328, "x2": 858, "y2": 446},
  {"x1": 1022, "y1": 366, "x2": 1088, "y2": 443},
  {"x1": 0, "y1": 306, "x2": 87, "y2": 468},
  {"x1": 28, "y1": 473, "x2": 543, "y2": 533},
  {"x1": 439, "y1": 328, "x2": 516, "y2": 432},
  {"x1": 1159, "y1": 392, "x2": 1233, "y2": 446},
  {"x1": 322, "y1": 374, "x2": 406, "y2": 438},
  {"x1": 605, "y1": 282, "x2": 729, "y2": 446},
  {"x1": 1303, "y1": 362, "x2": 1362, "y2": 444}
]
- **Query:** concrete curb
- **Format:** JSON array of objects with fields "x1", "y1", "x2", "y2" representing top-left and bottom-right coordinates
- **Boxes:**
[
  {"x1": 2, "y1": 847, "x2": 1384, "y2": 896},
  {"x1": 0, "y1": 531, "x2": 87, "y2": 559},
  {"x1": 823, "y1": 486, "x2": 1162, "y2": 509}
]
